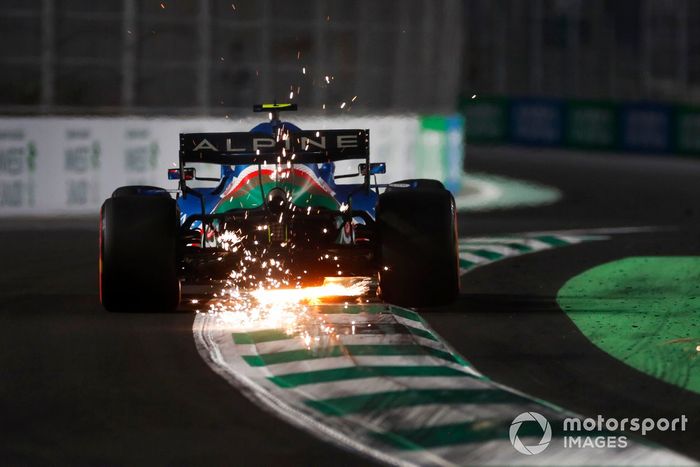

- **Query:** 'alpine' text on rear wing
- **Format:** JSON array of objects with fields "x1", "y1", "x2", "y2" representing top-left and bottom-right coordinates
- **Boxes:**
[{"x1": 179, "y1": 129, "x2": 370, "y2": 165}]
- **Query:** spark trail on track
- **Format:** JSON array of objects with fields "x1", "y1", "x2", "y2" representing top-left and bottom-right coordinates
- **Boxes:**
[{"x1": 193, "y1": 230, "x2": 691, "y2": 466}]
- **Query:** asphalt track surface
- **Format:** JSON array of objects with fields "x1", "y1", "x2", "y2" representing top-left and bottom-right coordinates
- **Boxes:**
[{"x1": 2, "y1": 146, "x2": 700, "y2": 465}]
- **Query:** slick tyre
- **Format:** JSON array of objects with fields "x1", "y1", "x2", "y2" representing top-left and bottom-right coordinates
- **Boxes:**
[
  {"x1": 385, "y1": 179, "x2": 445, "y2": 192},
  {"x1": 112, "y1": 185, "x2": 171, "y2": 198},
  {"x1": 99, "y1": 195, "x2": 180, "y2": 312},
  {"x1": 377, "y1": 188, "x2": 459, "y2": 307}
]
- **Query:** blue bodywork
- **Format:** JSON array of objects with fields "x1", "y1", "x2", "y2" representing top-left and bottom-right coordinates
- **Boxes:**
[{"x1": 176, "y1": 120, "x2": 378, "y2": 225}]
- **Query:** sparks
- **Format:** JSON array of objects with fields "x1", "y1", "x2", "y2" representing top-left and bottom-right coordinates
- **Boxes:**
[
  {"x1": 206, "y1": 278, "x2": 371, "y2": 347},
  {"x1": 251, "y1": 278, "x2": 369, "y2": 307}
]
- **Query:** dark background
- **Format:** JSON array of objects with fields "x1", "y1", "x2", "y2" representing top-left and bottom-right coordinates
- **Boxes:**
[{"x1": 1, "y1": 0, "x2": 696, "y2": 115}]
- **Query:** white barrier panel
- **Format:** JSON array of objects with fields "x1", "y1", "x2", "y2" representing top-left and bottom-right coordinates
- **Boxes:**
[{"x1": 0, "y1": 115, "x2": 439, "y2": 216}]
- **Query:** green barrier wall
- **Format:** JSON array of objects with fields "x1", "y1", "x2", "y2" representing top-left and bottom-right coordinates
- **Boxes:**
[
  {"x1": 459, "y1": 97, "x2": 507, "y2": 144},
  {"x1": 674, "y1": 106, "x2": 700, "y2": 155},
  {"x1": 564, "y1": 100, "x2": 619, "y2": 150},
  {"x1": 459, "y1": 95, "x2": 700, "y2": 156}
]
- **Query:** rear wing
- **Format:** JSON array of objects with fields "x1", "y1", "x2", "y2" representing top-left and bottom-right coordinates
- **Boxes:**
[{"x1": 179, "y1": 129, "x2": 369, "y2": 165}]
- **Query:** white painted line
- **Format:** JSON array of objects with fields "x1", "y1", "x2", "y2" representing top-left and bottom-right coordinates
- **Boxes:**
[
  {"x1": 251, "y1": 355, "x2": 468, "y2": 376},
  {"x1": 459, "y1": 244, "x2": 528, "y2": 256},
  {"x1": 454, "y1": 176, "x2": 503, "y2": 208},
  {"x1": 236, "y1": 332, "x2": 450, "y2": 355},
  {"x1": 288, "y1": 376, "x2": 487, "y2": 401},
  {"x1": 458, "y1": 252, "x2": 491, "y2": 264},
  {"x1": 510, "y1": 225, "x2": 672, "y2": 237},
  {"x1": 455, "y1": 172, "x2": 562, "y2": 212},
  {"x1": 460, "y1": 237, "x2": 554, "y2": 249},
  {"x1": 344, "y1": 402, "x2": 548, "y2": 431}
]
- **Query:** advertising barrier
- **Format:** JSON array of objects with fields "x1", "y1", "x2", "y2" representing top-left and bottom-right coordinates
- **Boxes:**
[
  {"x1": 415, "y1": 115, "x2": 465, "y2": 193},
  {"x1": 509, "y1": 98, "x2": 564, "y2": 146},
  {"x1": 673, "y1": 106, "x2": 700, "y2": 154},
  {"x1": 564, "y1": 101, "x2": 618, "y2": 150},
  {"x1": 0, "y1": 115, "x2": 464, "y2": 217},
  {"x1": 460, "y1": 96, "x2": 700, "y2": 157},
  {"x1": 618, "y1": 102, "x2": 672, "y2": 153},
  {"x1": 460, "y1": 97, "x2": 507, "y2": 144}
]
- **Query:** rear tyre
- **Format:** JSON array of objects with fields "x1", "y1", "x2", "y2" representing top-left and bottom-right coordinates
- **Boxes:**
[
  {"x1": 385, "y1": 179, "x2": 445, "y2": 192},
  {"x1": 100, "y1": 194, "x2": 180, "y2": 312},
  {"x1": 112, "y1": 185, "x2": 171, "y2": 198},
  {"x1": 377, "y1": 187, "x2": 459, "y2": 307}
]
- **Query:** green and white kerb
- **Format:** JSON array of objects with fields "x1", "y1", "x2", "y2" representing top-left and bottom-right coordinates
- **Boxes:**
[{"x1": 193, "y1": 229, "x2": 689, "y2": 465}]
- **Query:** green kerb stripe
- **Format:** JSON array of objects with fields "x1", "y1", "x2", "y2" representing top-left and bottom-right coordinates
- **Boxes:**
[
  {"x1": 467, "y1": 249, "x2": 504, "y2": 260},
  {"x1": 306, "y1": 389, "x2": 530, "y2": 416},
  {"x1": 406, "y1": 325, "x2": 437, "y2": 341},
  {"x1": 243, "y1": 344, "x2": 462, "y2": 367},
  {"x1": 459, "y1": 258, "x2": 477, "y2": 269},
  {"x1": 505, "y1": 242, "x2": 533, "y2": 252},
  {"x1": 268, "y1": 365, "x2": 472, "y2": 388},
  {"x1": 371, "y1": 419, "x2": 548, "y2": 450},
  {"x1": 232, "y1": 329, "x2": 290, "y2": 344},
  {"x1": 389, "y1": 306, "x2": 423, "y2": 322},
  {"x1": 535, "y1": 235, "x2": 570, "y2": 247}
]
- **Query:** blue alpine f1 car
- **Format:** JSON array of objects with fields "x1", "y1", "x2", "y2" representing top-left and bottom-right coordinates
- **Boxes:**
[{"x1": 99, "y1": 104, "x2": 459, "y2": 311}]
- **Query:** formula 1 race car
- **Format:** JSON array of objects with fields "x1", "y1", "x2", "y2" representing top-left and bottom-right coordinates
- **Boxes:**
[{"x1": 99, "y1": 104, "x2": 459, "y2": 312}]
